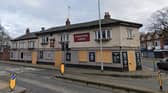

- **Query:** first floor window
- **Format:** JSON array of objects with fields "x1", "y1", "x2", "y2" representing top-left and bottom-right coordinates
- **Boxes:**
[
  {"x1": 41, "y1": 35, "x2": 49, "y2": 44},
  {"x1": 28, "y1": 41, "x2": 35, "y2": 48},
  {"x1": 112, "y1": 52, "x2": 120, "y2": 63},
  {"x1": 95, "y1": 30, "x2": 112, "y2": 40},
  {"x1": 61, "y1": 34, "x2": 69, "y2": 42},
  {"x1": 50, "y1": 39, "x2": 55, "y2": 48},
  {"x1": 89, "y1": 52, "x2": 95, "y2": 62},
  {"x1": 127, "y1": 28, "x2": 133, "y2": 39},
  {"x1": 66, "y1": 52, "x2": 71, "y2": 61}
]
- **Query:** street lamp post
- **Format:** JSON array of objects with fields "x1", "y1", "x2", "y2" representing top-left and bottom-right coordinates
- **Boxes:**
[{"x1": 98, "y1": 0, "x2": 104, "y2": 71}]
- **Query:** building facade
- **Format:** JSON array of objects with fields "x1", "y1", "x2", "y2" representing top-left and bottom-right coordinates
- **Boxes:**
[
  {"x1": 10, "y1": 12, "x2": 142, "y2": 71},
  {"x1": 140, "y1": 31, "x2": 168, "y2": 58}
]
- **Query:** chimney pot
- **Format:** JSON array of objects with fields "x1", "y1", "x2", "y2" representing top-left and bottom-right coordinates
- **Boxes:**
[
  {"x1": 66, "y1": 18, "x2": 71, "y2": 28},
  {"x1": 26, "y1": 28, "x2": 30, "y2": 34},
  {"x1": 41, "y1": 27, "x2": 45, "y2": 31},
  {"x1": 104, "y1": 12, "x2": 111, "y2": 19}
]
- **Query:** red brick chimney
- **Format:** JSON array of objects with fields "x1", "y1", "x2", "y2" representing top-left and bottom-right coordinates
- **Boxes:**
[
  {"x1": 26, "y1": 28, "x2": 30, "y2": 34},
  {"x1": 104, "y1": 12, "x2": 111, "y2": 19},
  {"x1": 66, "y1": 18, "x2": 71, "y2": 28}
]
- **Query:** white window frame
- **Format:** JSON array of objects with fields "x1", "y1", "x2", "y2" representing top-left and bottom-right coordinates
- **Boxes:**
[
  {"x1": 19, "y1": 42, "x2": 25, "y2": 48},
  {"x1": 95, "y1": 29, "x2": 112, "y2": 40},
  {"x1": 41, "y1": 35, "x2": 49, "y2": 44},
  {"x1": 127, "y1": 29, "x2": 133, "y2": 39},
  {"x1": 28, "y1": 41, "x2": 35, "y2": 48},
  {"x1": 61, "y1": 34, "x2": 69, "y2": 42}
]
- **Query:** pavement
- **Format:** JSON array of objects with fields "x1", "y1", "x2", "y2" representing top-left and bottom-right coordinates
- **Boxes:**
[
  {"x1": 0, "y1": 59, "x2": 166, "y2": 93},
  {"x1": 0, "y1": 60, "x2": 157, "y2": 78},
  {"x1": 0, "y1": 80, "x2": 26, "y2": 93}
]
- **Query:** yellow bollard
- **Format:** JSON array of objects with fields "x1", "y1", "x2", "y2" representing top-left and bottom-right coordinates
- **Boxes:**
[
  {"x1": 60, "y1": 63, "x2": 65, "y2": 75},
  {"x1": 160, "y1": 79, "x2": 163, "y2": 91},
  {"x1": 157, "y1": 71, "x2": 163, "y2": 91},
  {"x1": 9, "y1": 73, "x2": 16, "y2": 91}
]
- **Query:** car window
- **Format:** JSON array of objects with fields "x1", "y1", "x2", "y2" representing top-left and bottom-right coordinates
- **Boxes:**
[{"x1": 166, "y1": 59, "x2": 168, "y2": 62}]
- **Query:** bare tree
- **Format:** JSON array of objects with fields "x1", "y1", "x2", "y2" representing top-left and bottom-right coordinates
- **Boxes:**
[{"x1": 148, "y1": 7, "x2": 168, "y2": 32}]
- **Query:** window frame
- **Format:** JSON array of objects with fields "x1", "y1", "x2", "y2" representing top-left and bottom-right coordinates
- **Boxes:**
[
  {"x1": 89, "y1": 52, "x2": 95, "y2": 62},
  {"x1": 39, "y1": 51, "x2": 43, "y2": 59},
  {"x1": 28, "y1": 41, "x2": 35, "y2": 49},
  {"x1": 66, "y1": 52, "x2": 71, "y2": 61},
  {"x1": 41, "y1": 35, "x2": 49, "y2": 45},
  {"x1": 127, "y1": 28, "x2": 133, "y2": 39},
  {"x1": 50, "y1": 39, "x2": 55, "y2": 48},
  {"x1": 112, "y1": 52, "x2": 121, "y2": 64},
  {"x1": 61, "y1": 34, "x2": 69, "y2": 42},
  {"x1": 95, "y1": 29, "x2": 112, "y2": 40}
]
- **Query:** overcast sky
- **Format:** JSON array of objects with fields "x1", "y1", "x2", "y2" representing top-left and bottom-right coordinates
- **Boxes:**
[{"x1": 1, "y1": 0, "x2": 168, "y2": 38}]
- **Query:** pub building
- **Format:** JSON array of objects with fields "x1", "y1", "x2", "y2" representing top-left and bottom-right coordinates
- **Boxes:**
[{"x1": 10, "y1": 12, "x2": 142, "y2": 71}]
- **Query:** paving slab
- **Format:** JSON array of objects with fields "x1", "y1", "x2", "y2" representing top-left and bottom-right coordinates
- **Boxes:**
[
  {"x1": 0, "y1": 61, "x2": 157, "y2": 78},
  {"x1": 55, "y1": 73, "x2": 162, "y2": 93}
]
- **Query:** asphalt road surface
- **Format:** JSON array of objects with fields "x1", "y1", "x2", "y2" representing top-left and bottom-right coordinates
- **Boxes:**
[{"x1": 0, "y1": 63, "x2": 112, "y2": 93}]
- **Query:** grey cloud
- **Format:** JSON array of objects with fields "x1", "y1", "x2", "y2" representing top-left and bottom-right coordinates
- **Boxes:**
[{"x1": 0, "y1": 0, "x2": 168, "y2": 37}]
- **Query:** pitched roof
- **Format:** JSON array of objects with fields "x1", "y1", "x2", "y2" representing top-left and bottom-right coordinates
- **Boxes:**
[
  {"x1": 38, "y1": 18, "x2": 142, "y2": 34},
  {"x1": 11, "y1": 32, "x2": 38, "y2": 41},
  {"x1": 12, "y1": 18, "x2": 142, "y2": 41}
]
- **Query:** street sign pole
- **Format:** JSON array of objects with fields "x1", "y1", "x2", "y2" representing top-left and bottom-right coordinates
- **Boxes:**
[{"x1": 98, "y1": 0, "x2": 104, "y2": 72}]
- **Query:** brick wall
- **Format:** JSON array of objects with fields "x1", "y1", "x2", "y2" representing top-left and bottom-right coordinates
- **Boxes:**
[{"x1": 0, "y1": 48, "x2": 10, "y2": 61}]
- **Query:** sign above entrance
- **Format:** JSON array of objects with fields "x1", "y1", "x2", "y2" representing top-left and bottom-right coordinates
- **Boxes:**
[{"x1": 74, "y1": 33, "x2": 90, "y2": 42}]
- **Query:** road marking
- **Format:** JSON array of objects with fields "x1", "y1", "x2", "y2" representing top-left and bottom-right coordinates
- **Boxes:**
[
  {"x1": 4, "y1": 67, "x2": 42, "y2": 74},
  {"x1": 18, "y1": 77, "x2": 79, "y2": 93}
]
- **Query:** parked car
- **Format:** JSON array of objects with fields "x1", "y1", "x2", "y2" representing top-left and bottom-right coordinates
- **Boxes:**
[{"x1": 157, "y1": 58, "x2": 168, "y2": 70}]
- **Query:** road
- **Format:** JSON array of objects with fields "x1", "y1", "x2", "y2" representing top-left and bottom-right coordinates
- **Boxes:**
[
  {"x1": 0, "y1": 63, "x2": 112, "y2": 93},
  {"x1": 142, "y1": 58, "x2": 159, "y2": 71}
]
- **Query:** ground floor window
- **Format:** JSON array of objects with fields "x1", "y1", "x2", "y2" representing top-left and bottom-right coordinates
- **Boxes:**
[
  {"x1": 66, "y1": 52, "x2": 71, "y2": 61},
  {"x1": 10, "y1": 52, "x2": 13, "y2": 58},
  {"x1": 122, "y1": 52, "x2": 128, "y2": 66},
  {"x1": 89, "y1": 52, "x2": 95, "y2": 62},
  {"x1": 112, "y1": 52, "x2": 120, "y2": 63},
  {"x1": 135, "y1": 52, "x2": 141, "y2": 66},
  {"x1": 39, "y1": 51, "x2": 43, "y2": 59}
]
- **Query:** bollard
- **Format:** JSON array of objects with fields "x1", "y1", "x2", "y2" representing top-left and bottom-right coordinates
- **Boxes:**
[
  {"x1": 159, "y1": 79, "x2": 163, "y2": 91},
  {"x1": 9, "y1": 73, "x2": 16, "y2": 91},
  {"x1": 157, "y1": 71, "x2": 163, "y2": 91},
  {"x1": 60, "y1": 63, "x2": 65, "y2": 75}
]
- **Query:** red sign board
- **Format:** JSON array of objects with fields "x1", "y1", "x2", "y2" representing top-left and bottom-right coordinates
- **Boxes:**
[{"x1": 74, "y1": 33, "x2": 90, "y2": 42}]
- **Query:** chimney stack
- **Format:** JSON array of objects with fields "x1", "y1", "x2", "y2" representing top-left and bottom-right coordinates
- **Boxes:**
[
  {"x1": 41, "y1": 27, "x2": 45, "y2": 31},
  {"x1": 104, "y1": 12, "x2": 111, "y2": 19},
  {"x1": 66, "y1": 18, "x2": 71, "y2": 28},
  {"x1": 26, "y1": 28, "x2": 30, "y2": 34}
]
